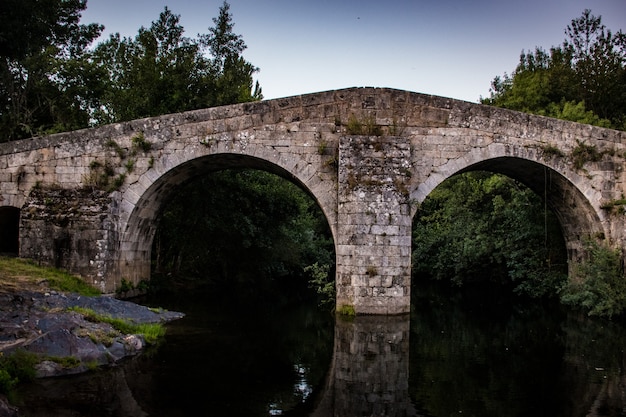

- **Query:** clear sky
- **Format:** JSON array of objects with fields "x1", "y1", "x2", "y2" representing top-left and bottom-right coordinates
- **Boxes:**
[{"x1": 81, "y1": 0, "x2": 625, "y2": 103}]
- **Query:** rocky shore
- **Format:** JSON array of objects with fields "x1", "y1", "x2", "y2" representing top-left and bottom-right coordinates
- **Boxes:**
[{"x1": 0, "y1": 288, "x2": 183, "y2": 416}]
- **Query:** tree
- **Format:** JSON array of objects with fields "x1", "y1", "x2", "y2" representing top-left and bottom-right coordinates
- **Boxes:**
[
  {"x1": 92, "y1": 8, "x2": 205, "y2": 122},
  {"x1": 200, "y1": 1, "x2": 262, "y2": 105},
  {"x1": 0, "y1": 0, "x2": 103, "y2": 140},
  {"x1": 483, "y1": 10, "x2": 625, "y2": 130},
  {"x1": 92, "y1": 2, "x2": 261, "y2": 123}
]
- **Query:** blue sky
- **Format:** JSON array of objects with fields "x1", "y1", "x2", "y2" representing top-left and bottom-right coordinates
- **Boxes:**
[{"x1": 81, "y1": 0, "x2": 625, "y2": 103}]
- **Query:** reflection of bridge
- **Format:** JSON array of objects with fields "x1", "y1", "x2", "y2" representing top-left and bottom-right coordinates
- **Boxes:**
[
  {"x1": 311, "y1": 315, "x2": 417, "y2": 416},
  {"x1": 1, "y1": 87, "x2": 625, "y2": 314}
]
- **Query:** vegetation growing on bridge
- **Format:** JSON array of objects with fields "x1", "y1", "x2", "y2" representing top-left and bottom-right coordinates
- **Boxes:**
[{"x1": 84, "y1": 133, "x2": 154, "y2": 192}]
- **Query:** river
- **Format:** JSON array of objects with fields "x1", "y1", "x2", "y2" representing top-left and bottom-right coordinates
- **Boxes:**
[{"x1": 12, "y1": 281, "x2": 626, "y2": 416}]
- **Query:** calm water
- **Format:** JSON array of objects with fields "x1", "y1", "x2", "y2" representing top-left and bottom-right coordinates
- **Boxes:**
[{"x1": 12, "y1": 282, "x2": 626, "y2": 416}]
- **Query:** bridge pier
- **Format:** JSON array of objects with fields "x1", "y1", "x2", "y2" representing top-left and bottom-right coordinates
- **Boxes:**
[{"x1": 336, "y1": 135, "x2": 412, "y2": 315}]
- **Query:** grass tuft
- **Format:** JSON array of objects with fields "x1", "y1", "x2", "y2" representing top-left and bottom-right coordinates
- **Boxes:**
[
  {"x1": 68, "y1": 307, "x2": 166, "y2": 344},
  {"x1": 0, "y1": 256, "x2": 100, "y2": 296}
]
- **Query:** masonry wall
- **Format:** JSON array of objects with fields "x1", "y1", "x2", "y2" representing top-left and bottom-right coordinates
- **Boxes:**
[
  {"x1": 19, "y1": 188, "x2": 118, "y2": 292},
  {"x1": 336, "y1": 135, "x2": 412, "y2": 314}
]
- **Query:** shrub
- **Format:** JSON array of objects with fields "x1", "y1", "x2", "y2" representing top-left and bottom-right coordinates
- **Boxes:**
[
  {"x1": 571, "y1": 141, "x2": 602, "y2": 170},
  {"x1": 306, "y1": 262, "x2": 334, "y2": 307},
  {"x1": 0, "y1": 350, "x2": 38, "y2": 393},
  {"x1": 560, "y1": 239, "x2": 626, "y2": 318}
]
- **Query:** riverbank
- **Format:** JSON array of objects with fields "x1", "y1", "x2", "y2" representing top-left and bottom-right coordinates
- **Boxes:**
[
  {"x1": 0, "y1": 257, "x2": 184, "y2": 415},
  {"x1": 0, "y1": 290, "x2": 184, "y2": 376}
]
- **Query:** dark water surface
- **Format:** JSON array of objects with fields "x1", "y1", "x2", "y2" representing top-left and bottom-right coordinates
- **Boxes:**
[{"x1": 13, "y1": 283, "x2": 626, "y2": 416}]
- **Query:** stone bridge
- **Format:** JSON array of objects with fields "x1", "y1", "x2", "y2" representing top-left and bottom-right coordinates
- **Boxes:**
[{"x1": 1, "y1": 87, "x2": 625, "y2": 314}]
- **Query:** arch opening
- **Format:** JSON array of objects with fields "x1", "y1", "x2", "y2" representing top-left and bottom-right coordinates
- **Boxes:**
[
  {"x1": 457, "y1": 157, "x2": 604, "y2": 262},
  {"x1": 412, "y1": 156, "x2": 605, "y2": 280},
  {"x1": 0, "y1": 206, "x2": 20, "y2": 255},
  {"x1": 410, "y1": 155, "x2": 607, "y2": 301},
  {"x1": 412, "y1": 169, "x2": 568, "y2": 299},
  {"x1": 120, "y1": 153, "x2": 336, "y2": 306}
]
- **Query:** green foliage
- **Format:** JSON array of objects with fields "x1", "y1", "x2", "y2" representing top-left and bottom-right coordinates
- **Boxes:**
[
  {"x1": 0, "y1": 369, "x2": 17, "y2": 394},
  {"x1": 561, "y1": 239, "x2": 626, "y2": 318},
  {"x1": 571, "y1": 140, "x2": 602, "y2": 170},
  {"x1": 541, "y1": 144, "x2": 565, "y2": 158},
  {"x1": 0, "y1": 256, "x2": 100, "y2": 296},
  {"x1": 0, "y1": 1, "x2": 261, "y2": 140},
  {"x1": 0, "y1": 0, "x2": 105, "y2": 140},
  {"x1": 305, "y1": 262, "x2": 334, "y2": 307},
  {"x1": 131, "y1": 132, "x2": 151, "y2": 153},
  {"x1": 152, "y1": 169, "x2": 334, "y2": 303},
  {"x1": 412, "y1": 172, "x2": 567, "y2": 298},
  {"x1": 117, "y1": 278, "x2": 134, "y2": 294},
  {"x1": 0, "y1": 350, "x2": 38, "y2": 394},
  {"x1": 345, "y1": 114, "x2": 383, "y2": 136},
  {"x1": 92, "y1": 2, "x2": 261, "y2": 124},
  {"x1": 68, "y1": 306, "x2": 166, "y2": 344},
  {"x1": 483, "y1": 10, "x2": 626, "y2": 130},
  {"x1": 47, "y1": 355, "x2": 80, "y2": 368},
  {"x1": 337, "y1": 304, "x2": 356, "y2": 316}
]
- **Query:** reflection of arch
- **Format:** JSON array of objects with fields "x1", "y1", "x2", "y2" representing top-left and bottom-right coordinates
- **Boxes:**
[
  {"x1": 412, "y1": 144, "x2": 605, "y2": 266},
  {"x1": 117, "y1": 152, "x2": 337, "y2": 286},
  {"x1": 0, "y1": 206, "x2": 20, "y2": 254}
]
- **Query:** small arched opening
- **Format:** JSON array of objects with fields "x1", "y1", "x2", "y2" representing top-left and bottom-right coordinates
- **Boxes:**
[{"x1": 0, "y1": 206, "x2": 20, "y2": 255}]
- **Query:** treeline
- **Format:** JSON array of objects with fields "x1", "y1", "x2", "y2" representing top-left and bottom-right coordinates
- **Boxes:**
[
  {"x1": 482, "y1": 9, "x2": 626, "y2": 130},
  {"x1": 0, "y1": 0, "x2": 260, "y2": 141}
]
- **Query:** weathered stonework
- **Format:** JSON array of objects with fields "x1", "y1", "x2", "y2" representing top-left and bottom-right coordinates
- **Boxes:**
[
  {"x1": 19, "y1": 188, "x2": 118, "y2": 292},
  {"x1": 337, "y1": 135, "x2": 412, "y2": 314},
  {"x1": 1, "y1": 87, "x2": 625, "y2": 314}
]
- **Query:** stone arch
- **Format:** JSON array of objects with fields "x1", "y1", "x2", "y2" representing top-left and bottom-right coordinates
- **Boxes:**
[
  {"x1": 0, "y1": 206, "x2": 20, "y2": 254},
  {"x1": 411, "y1": 142, "x2": 605, "y2": 270},
  {"x1": 116, "y1": 151, "x2": 337, "y2": 289}
]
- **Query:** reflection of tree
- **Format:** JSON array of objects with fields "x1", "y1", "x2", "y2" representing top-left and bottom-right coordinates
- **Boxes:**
[
  {"x1": 560, "y1": 313, "x2": 626, "y2": 416},
  {"x1": 409, "y1": 282, "x2": 626, "y2": 416}
]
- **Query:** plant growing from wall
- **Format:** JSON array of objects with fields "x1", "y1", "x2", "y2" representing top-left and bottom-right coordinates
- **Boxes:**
[
  {"x1": 345, "y1": 114, "x2": 383, "y2": 136},
  {"x1": 600, "y1": 197, "x2": 626, "y2": 214},
  {"x1": 571, "y1": 140, "x2": 602, "y2": 170},
  {"x1": 85, "y1": 134, "x2": 153, "y2": 192},
  {"x1": 337, "y1": 304, "x2": 356, "y2": 316},
  {"x1": 131, "y1": 132, "x2": 151, "y2": 153},
  {"x1": 540, "y1": 144, "x2": 565, "y2": 158}
]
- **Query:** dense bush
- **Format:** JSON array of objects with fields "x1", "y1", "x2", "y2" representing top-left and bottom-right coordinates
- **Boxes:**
[
  {"x1": 560, "y1": 239, "x2": 626, "y2": 318},
  {"x1": 412, "y1": 172, "x2": 568, "y2": 298}
]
